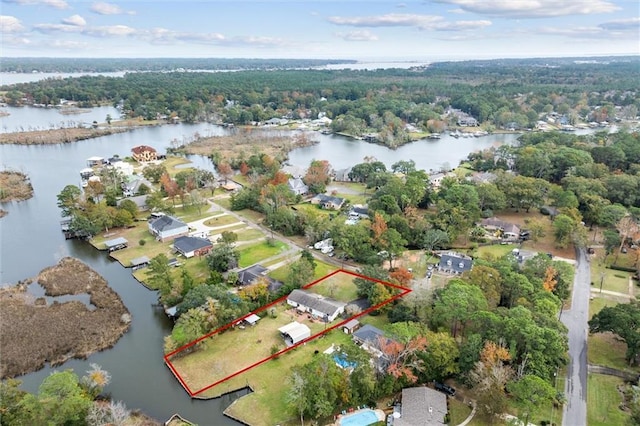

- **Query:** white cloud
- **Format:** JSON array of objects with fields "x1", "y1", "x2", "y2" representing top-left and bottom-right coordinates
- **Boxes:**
[
  {"x1": 433, "y1": 20, "x2": 491, "y2": 31},
  {"x1": 3, "y1": 0, "x2": 69, "y2": 9},
  {"x1": 90, "y1": 2, "x2": 135, "y2": 16},
  {"x1": 0, "y1": 15, "x2": 25, "y2": 33},
  {"x1": 2, "y1": 35, "x2": 31, "y2": 45},
  {"x1": 448, "y1": 8, "x2": 467, "y2": 14},
  {"x1": 84, "y1": 24, "x2": 136, "y2": 37},
  {"x1": 335, "y1": 30, "x2": 379, "y2": 41},
  {"x1": 328, "y1": 13, "x2": 490, "y2": 32},
  {"x1": 328, "y1": 13, "x2": 443, "y2": 28},
  {"x1": 599, "y1": 17, "x2": 640, "y2": 31},
  {"x1": 396, "y1": 2, "x2": 407, "y2": 8},
  {"x1": 33, "y1": 23, "x2": 82, "y2": 33},
  {"x1": 434, "y1": 0, "x2": 619, "y2": 18},
  {"x1": 62, "y1": 14, "x2": 86, "y2": 27},
  {"x1": 46, "y1": 39, "x2": 88, "y2": 49}
]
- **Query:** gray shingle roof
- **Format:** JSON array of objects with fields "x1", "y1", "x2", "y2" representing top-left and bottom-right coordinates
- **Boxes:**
[
  {"x1": 173, "y1": 236, "x2": 212, "y2": 253},
  {"x1": 438, "y1": 252, "x2": 473, "y2": 274},
  {"x1": 149, "y1": 215, "x2": 187, "y2": 232},
  {"x1": 288, "y1": 289, "x2": 346, "y2": 318},
  {"x1": 395, "y1": 387, "x2": 447, "y2": 426}
]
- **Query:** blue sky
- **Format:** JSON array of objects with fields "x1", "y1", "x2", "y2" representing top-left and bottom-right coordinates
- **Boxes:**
[{"x1": 1, "y1": 0, "x2": 638, "y2": 60}]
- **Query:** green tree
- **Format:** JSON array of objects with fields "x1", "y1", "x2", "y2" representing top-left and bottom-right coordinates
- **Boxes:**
[
  {"x1": 553, "y1": 214, "x2": 577, "y2": 248},
  {"x1": 142, "y1": 163, "x2": 167, "y2": 183},
  {"x1": 507, "y1": 375, "x2": 557, "y2": 426},
  {"x1": 419, "y1": 331, "x2": 459, "y2": 382},
  {"x1": 432, "y1": 280, "x2": 488, "y2": 338},
  {"x1": 147, "y1": 254, "x2": 173, "y2": 295},
  {"x1": 57, "y1": 184, "x2": 83, "y2": 217},
  {"x1": 589, "y1": 302, "x2": 640, "y2": 365},
  {"x1": 206, "y1": 243, "x2": 239, "y2": 272}
]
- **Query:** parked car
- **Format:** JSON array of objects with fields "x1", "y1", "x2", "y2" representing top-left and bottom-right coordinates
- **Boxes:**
[{"x1": 434, "y1": 382, "x2": 456, "y2": 396}]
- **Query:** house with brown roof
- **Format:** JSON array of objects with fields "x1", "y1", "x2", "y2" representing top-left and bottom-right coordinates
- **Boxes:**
[{"x1": 131, "y1": 145, "x2": 158, "y2": 162}]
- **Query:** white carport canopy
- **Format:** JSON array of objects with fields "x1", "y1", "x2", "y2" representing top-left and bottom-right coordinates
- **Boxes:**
[
  {"x1": 244, "y1": 313, "x2": 260, "y2": 325},
  {"x1": 278, "y1": 321, "x2": 311, "y2": 344}
]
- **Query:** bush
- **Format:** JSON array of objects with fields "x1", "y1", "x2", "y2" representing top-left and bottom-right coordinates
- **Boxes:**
[
  {"x1": 139, "y1": 239, "x2": 146, "y2": 246},
  {"x1": 608, "y1": 265, "x2": 636, "y2": 273}
]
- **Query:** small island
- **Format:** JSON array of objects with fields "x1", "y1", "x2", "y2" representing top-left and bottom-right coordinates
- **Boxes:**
[
  {"x1": 0, "y1": 170, "x2": 34, "y2": 203},
  {"x1": 0, "y1": 257, "x2": 131, "y2": 379}
]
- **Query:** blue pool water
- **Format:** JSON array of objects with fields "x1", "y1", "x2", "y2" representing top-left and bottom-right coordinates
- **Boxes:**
[
  {"x1": 333, "y1": 353, "x2": 358, "y2": 369},
  {"x1": 339, "y1": 409, "x2": 380, "y2": 426}
]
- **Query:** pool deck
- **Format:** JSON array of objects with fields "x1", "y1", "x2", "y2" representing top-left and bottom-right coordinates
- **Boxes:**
[{"x1": 332, "y1": 408, "x2": 386, "y2": 426}]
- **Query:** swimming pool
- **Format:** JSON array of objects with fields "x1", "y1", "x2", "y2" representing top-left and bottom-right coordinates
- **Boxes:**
[{"x1": 338, "y1": 409, "x2": 383, "y2": 426}]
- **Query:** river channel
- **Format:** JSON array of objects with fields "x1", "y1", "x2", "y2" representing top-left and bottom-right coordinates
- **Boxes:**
[{"x1": 0, "y1": 104, "x2": 564, "y2": 424}]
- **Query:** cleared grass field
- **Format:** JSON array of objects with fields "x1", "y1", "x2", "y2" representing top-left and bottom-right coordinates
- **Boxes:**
[
  {"x1": 587, "y1": 374, "x2": 629, "y2": 426},
  {"x1": 309, "y1": 272, "x2": 360, "y2": 302},
  {"x1": 203, "y1": 214, "x2": 240, "y2": 227},
  {"x1": 591, "y1": 258, "x2": 635, "y2": 296},
  {"x1": 237, "y1": 240, "x2": 289, "y2": 267}
]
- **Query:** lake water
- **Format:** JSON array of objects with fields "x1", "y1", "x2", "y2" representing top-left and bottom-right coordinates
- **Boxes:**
[{"x1": 0, "y1": 106, "x2": 562, "y2": 424}]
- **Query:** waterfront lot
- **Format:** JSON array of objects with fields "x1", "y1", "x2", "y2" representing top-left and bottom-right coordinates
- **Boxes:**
[
  {"x1": 167, "y1": 270, "x2": 406, "y2": 425},
  {"x1": 169, "y1": 303, "x2": 327, "y2": 393}
]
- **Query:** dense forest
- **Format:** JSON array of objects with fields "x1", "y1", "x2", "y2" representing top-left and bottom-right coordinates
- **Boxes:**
[{"x1": 2, "y1": 56, "x2": 638, "y2": 147}]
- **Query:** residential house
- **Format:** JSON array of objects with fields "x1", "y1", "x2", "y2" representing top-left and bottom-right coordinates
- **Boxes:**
[
  {"x1": 467, "y1": 171, "x2": 497, "y2": 185},
  {"x1": 131, "y1": 145, "x2": 158, "y2": 162},
  {"x1": 122, "y1": 176, "x2": 153, "y2": 197},
  {"x1": 394, "y1": 387, "x2": 448, "y2": 426},
  {"x1": 333, "y1": 167, "x2": 353, "y2": 182},
  {"x1": 112, "y1": 161, "x2": 134, "y2": 176},
  {"x1": 349, "y1": 205, "x2": 369, "y2": 220},
  {"x1": 352, "y1": 324, "x2": 396, "y2": 370},
  {"x1": 480, "y1": 217, "x2": 521, "y2": 241},
  {"x1": 117, "y1": 194, "x2": 149, "y2": 211},
  {"x1": 173, "y1": 236, "x2": 213, "y2": 258},
  {"x1": 437, "y1": 252, "x2": 473, "y2": 274},
  {"x1": 288, "y1": 177, "x2": 309, "y2": 196},
  {"x1": 237, "y1": 264, "x2": 283, "y2": 293},
  {"x1": 457, "y1": 116, "x2": 479, "y2": 127},
  {"x1": 287, "y1": 289, "x2": 346, "y2": 322},
  {"x1": 281, "y1": 164, "x2": 306, "y2": 179},
  {"x1": 148, "y1": 215, "x2": 189, "y2": 242},
  {"x1": 429, "y1": 172, "x2": 456, "y2": 190},
  {"x1": 310, "y1": 193, "x2": 345, "y2": 210}
]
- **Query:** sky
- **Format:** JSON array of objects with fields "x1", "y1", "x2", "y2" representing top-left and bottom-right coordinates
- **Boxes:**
[{"x1": 1, "y1": 0, "x2": 639, "y2": 60}]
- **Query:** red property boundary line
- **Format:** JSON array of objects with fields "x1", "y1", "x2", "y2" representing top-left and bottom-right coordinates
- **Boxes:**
[{"x1": 164, "y1": 269, "x2": 411, "y2": 397}]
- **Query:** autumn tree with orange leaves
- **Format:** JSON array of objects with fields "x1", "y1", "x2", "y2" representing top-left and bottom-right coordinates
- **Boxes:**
[
  {"x1": 469, "y1": 340, "x2": 514, "y2": 419},
  {"x1": 377, "y1": 329, "x2": 428, "y2": 384}
]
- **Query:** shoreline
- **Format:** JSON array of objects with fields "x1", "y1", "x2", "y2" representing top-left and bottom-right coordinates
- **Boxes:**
[{"x1": 0, "y1": 119, "x2": 162, "y2": 145}]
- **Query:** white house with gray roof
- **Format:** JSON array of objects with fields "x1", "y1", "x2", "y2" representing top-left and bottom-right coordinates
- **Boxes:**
[
  {"x1": 148, "y1": 215, "x2": 189, "y2": 242},
  {"x1": 438, "y1": 252, "x2": 473, "y2": 275},
  {"x1": 287, "y1": 289, "x2": 346, "y2": 322},
  {"x1": 395, "y1": 387, "x2": 447, "y2": 426}
]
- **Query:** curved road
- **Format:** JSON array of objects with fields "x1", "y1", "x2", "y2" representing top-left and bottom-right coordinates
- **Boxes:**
[{"x1": 561, "y1": 247, "x2": 590, "y2": 426}]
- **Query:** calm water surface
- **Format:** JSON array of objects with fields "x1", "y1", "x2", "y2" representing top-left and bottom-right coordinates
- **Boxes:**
[{"x1": 0, "y1": 107, "x2": 532, "y2": 424}]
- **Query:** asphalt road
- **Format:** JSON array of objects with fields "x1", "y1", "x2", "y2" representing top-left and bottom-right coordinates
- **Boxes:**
[{"x1": 561, "y1": 247, "x2": 590, "y2": 426}]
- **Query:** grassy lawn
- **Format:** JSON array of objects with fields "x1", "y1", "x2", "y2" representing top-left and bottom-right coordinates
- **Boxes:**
[
  {"x1": 174, "y1": 205, "x2": 215, "y2": 223},
  {"x1": 448, "y1": 398, "x2": 473, "y2": 425},
  {"x1": 476, "y1": 244, "x2": 514, "y2": 260},
  {"x1": 591, "y1": 253, "x2": 634, "y2": 296},
  {"x1": 213, "y1": 197, "x2": 232, "y2": 210},
  {"x1": 235, "y1": 228, "x2": 265, "y2": 241},
  {"x1": 237, "y1": 240, "x2": 289, "y2": 268},
  {"x1": 587, "y1": 374, "x2": 629, "y2": 426},
  {"x1": 589, "y1": 331, "x2": 636, "y2": 371},
  {"x1": 90, "y1": 223, "x2": 174, "y2": 267},
  {"x1": 268, "y1": 260, "x2": 338, "y2": 283},
  {"x1": 588, "y1": 297, "x2": 638, "y2": 372},
  {"x1": 202, "y1": 214, "x2": 241, "y2": 228},
  {"x1": 307, "y1": 272, "x2": 359, "y2": 302},
  {"x1": 163, "y1": 156, "x2": 193, "y2": 175},
  {"x1": 171, "y1": 302, "x2": 372, "y2": 426}
]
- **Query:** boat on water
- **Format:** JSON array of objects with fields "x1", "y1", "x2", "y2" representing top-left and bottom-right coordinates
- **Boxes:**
[{"x1": 427, "y1": 133, "x2": 441, "y2": 139}]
